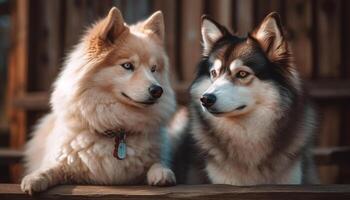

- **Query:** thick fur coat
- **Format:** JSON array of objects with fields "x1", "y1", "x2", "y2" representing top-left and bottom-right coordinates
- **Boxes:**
[
  {"x1": 21, "y1": 7, "x2": 176, "y2": 195},
  {"x1": 174, "y1": 13, "x2": 318, "y2": 185}
]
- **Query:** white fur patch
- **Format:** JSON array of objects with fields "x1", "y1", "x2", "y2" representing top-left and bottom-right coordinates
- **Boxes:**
[
  {"x1": 256, "y1": 19, "x2": 282, "y2": 45},
  {"x1": 190, "y1": 77, "x2": 212, "y2": 101},
  {"x1": 202, "y1": 20, "x2": 222, "y2": 43},
  {"x1": 212, "y1": 59, "x2": 222, "y2": 72},
  {"x1": 143, "y1": 67, "x2": 160, "y2": 86},
  {"x1": 229, "y1": 59, "x2": 243, "y2": 72},
  {"x1": 203, "y1": 76, "x2": 254, "y2": 114},
  {"x1": 201, "y1": 19, "x2": 223, "y2": 55},
  {"x1": 147, "y1": 163, "x2": 176, "y2": 186},
  {"x1": 21, "y1": 172, "x2": 50, "y2": 195}
]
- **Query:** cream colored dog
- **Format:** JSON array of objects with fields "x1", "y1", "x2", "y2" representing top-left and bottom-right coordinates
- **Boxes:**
[{"x1": 21, "y1": 7, "x2": 176, "y2": 195}]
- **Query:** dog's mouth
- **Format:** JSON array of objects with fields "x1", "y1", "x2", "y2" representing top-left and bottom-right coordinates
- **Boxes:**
[
  {"x1": 121, "y1": 92, "x2": 156, "y2": 105},
  {"x1": 207, "y1": 105, "x2": 247, "y2": 116}
]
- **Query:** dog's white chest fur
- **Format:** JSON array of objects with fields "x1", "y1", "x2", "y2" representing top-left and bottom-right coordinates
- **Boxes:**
[
  {"x1": 51, "y1": 130, "x2": 159, "y2": 185},
  {"x1": 190, "y1": 93, "x2": 304, "y2": 185}
]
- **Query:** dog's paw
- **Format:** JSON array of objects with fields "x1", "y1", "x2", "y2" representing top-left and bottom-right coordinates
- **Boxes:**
[
  {"x1": 147, "y1": 163, "x2": 176, "y2": 186},
  {"x1": 21, "y1": 172, "x2": 50, "y2": 195}
]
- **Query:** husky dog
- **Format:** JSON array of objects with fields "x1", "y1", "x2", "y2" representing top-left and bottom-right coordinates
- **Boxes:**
[
  {"x1": 176, "y1": 13, "x2": 318, "y2": 185},
  {"x1": 21, "y1": 7, "x2": 177, "y2": 195}
]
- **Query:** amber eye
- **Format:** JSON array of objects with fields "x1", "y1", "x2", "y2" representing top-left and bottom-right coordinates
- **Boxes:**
[
  {"x1": 236, "y1": 70, "x2": 249, "y2": 79},
  {"x1": 121, "y1": 62, "x2": 134, "y2": 71},
  {"x1": 151, "y1": 65, "x2": 157, "y2": 73},
  {"x1": 210, "y1": 70, "x2": 217, "y2": 78}
]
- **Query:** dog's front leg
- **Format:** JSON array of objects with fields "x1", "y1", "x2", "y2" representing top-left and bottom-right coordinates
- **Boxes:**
[
  {"x1": 21, "y1": 164, "x2": 67, "y2": 195},
  {"x1": 147, "y1": 163, "x2": 176, "y2": 186}
]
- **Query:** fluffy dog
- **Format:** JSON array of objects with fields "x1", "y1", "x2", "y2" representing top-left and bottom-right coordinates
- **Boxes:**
[
  {"x1": 174, "y1": 12, "x2": 318, "y2": 185},
  {"x1": 21, "y1": 7, "x2": 176, "y2": 194}
]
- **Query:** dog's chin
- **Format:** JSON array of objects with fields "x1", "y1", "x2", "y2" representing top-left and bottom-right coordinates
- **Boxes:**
[
  {"x1": 120, "y1": 92, "x2": 157, "y2": 108},
  {"x1": 206, "y1": 105, "x2": 249, "y2": 117}
]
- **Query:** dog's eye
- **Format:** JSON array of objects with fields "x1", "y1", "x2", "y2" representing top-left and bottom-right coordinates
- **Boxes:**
[
  {"x1": 210, "y1": 70, "x2": 217, "y2": 78},
  {"x1": 236, "y1": 70, "x2": 249, "y2": 79},
  {"x1": 151, "y1": 65, "x2": 157, "y2": 73},
  {"x1": 121, "y1": 62, "x2": 134, "y2": 71}
]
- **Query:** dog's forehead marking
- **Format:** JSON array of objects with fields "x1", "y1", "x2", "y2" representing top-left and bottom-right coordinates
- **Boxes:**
[
  {"x1": 229, "y1": 59, "x2": 243, "y2": 72},
  {"x1": 212, "y1": 59, "x2": 222, "y2": 71}
]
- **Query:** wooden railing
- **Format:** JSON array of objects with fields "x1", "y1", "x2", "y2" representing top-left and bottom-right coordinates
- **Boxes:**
[
  {"x1": 4, "y1": 0, "x2": 350, "y2": 183},
  {"x1": 1, "y1": 146, "x2": 349, "y2": 170},
  {"x1": 1, "y1": 184, "x2": 350, "y2": 200},
  {"x1": 11, "y1": 80, "x2": 350, "y2": 111}
]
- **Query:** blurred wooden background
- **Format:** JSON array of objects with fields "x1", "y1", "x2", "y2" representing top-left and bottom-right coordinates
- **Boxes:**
[{"x1": 0, "y1": 0, "x2": 350, "y2": 184}]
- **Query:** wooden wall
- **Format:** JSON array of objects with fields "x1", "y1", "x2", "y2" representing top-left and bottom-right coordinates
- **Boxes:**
[{"x1": 4, "y1": 0, "x2": 350, "y2": 183}]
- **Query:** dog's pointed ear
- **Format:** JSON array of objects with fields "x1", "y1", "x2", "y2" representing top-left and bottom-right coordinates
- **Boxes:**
[
  {"x1": 142, "y1": 11, "x2": 165, "y2": 43},
  {"x1": 99, "y1": 7, "x2": 127, "y2": 43},
  {"x1": 251, "y1": 12, "x2": 286, "y2": 57},
  {"x1": 201, "y1": 16, "x2": 227, "y2": 56}
]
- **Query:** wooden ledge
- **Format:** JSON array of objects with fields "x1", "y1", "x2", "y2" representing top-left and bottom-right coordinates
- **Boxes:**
[
  {"x1": 11, "y1": 80, "x2": 350, "y2": 110},
  {"x1": 0, "y1": 148, "x2": 23, "y2": 164},
  {"x1": 2, "y1": 146, "x2": 350, "y2": 166},
  {"x1": 1, "y1": 184, "x2": 350, "y2": 200}
]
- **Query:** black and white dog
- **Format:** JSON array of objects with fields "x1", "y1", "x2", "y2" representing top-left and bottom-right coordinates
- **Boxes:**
[{"x1": 173, "y1": 12, "x2": 318, "y2": 185}]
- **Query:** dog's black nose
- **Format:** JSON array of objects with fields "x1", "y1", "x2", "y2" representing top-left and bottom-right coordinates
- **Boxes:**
[
  {"x1": 200, "y1": 94, "x2": 216, "y2": 107},
  {"x1": 149, "y1": 85, "x2": 163, "y2": 99}
]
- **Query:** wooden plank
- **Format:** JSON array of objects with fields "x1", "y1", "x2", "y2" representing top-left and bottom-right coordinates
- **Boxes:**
[
  {"x1": 316, "y1": 0, "x2": 341, "y2": 78},
  {"x1": 305, "y1": 80, "x2": 350, "y2": 100},
  {"x1": 340, "y1": 105, "x2": 350, "y2": 183},
  {"x1": 44, "y1": 0, "x2": 63, "y2": 86},
  {"x1": 27, "y1": 0, "x2": 63, "y2": 91},
  {"x1": 0, "y1": 1, "x2": 10, "y2": 15},
  {"x1": 85, "y1": 0, "x2": 114, "y2": 22},
  {"x1": 121, "y1": 0, "x2": 150, "y2": 23},
  {"x1": 63, "y1": 0, "x2": 115, "y2": 52},
  {"x1": 13, "y1": 92, "x2": 50, "y2": 111},
  {"x1": 255, "y1": 0, "x2": 284, "y2": 24},
  {"x1": 315, "y1": 0, "x2": 342, "y2": 184},
  {"x1": 314, "y1": 146, "x2": 350, "y2": 165},
  {"x1": 1, "y1": 145, "x2": 349, "y2": 166},
  {"x1": 318, "y1": 105, "x2": 341, "y2": 184},
  {"x1": 0, "y1": 1, "x2": 11, "y2": 144},
  {"x1": 10, "y1": 80, "x2": 350, "y2": 110},
  {"x1": 0, "y1": 149, "x2": 23, "y2": 165},
  {"x1": 285, "y1": 0, "x2": 313, "y2": 78},
  {"x1": 1, "y1": 184, "x2": 350, "y2": 199},
  {"x1": 343, "y1": 0, "x2": 350, "y2": 78},
  {"x1": 152, "y1": 0, "x2": 179, "y2": 84},
  {"x1": 63, "y1": 0, "x2": 88, "y2": 52},
  {"x1": 179, "y1": 0, "x2": 203, "y2": 82},
  {"x1": 235, "y1": 0, "x2": 254, "y2": 35},
  {"x1": 339, "y1": 0, "x2": 350, "y2": 184},
  {"x1": 206, "y1": 0, "x2": 232, "y2": 30},
  {"x1": 6, "y1": 0, "x2": 29, "y2": 183}
]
